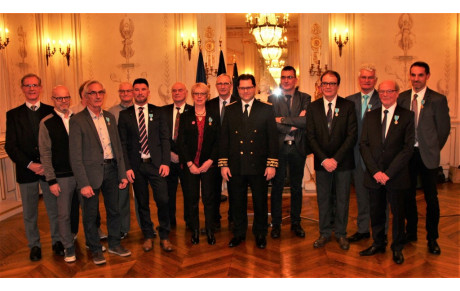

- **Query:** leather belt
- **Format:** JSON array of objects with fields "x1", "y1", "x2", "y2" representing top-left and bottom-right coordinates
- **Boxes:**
[
  {"x1": 284, "y1": 140, "x2": 295, "y2": 145},
  {"x1": 103, "y1": 159, "x2": 115, "y2": 164},
  {"x1": 141, "y1": 158, "x2": 152, "y2": 163}
]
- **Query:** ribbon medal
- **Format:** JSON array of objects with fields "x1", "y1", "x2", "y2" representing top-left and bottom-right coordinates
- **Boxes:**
[
  {"x1": 149, "y1": 113, "x2": 153, "y2": 121},
  {"x1": 367, "y1": 104, "x2": 372, "y2": 112},
  {"x1": 105, "y1": 117, "x2": 111, "y2": 126},
  {"x1": 394, "y1": 115, "x2": 399, "y2": 125},
  {"x1": 208, "y1": 116, "x2": 213, "y2": 126},
  {"x1": 421, "y1": 99, "x2": 425, "y2": 109},
  {"x1": 334, "y1": 108, "x2": 339, "y2": 117}
]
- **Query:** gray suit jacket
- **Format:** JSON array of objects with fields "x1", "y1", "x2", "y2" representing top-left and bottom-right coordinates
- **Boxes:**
[
  {"x1": 346, "y1": 90, "x2": 381, "y2": 169},
  {"x1": 267, "y1": 88, "x2": 311, "y2": 157},
  {"x1": 397, "y1": 87, "x2": 450, "y2": 169},
  {"x1": 69, "y1": 108, "x2": 126, "y2": 190}
]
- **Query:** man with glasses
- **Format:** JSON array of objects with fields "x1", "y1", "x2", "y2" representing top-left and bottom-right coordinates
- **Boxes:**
[
  {"x1": 268, "y1": 66, "x2": 311, "y2": 239},
  {"x1": 346, "y1": 64, "x2": 382, "y2": 243},
  {"x1": 206, "y1": 74, "x2": 238, "y2": 230},
  {"x1": 219, "y1": 74, "x2": 278, "y2": 249},
  {"x1": 69, "y1": 80, "x2": 130, "y2": 265},
  {"x1": 397, "y1": 61, "x2": 450, "y2": 255},
  {"x1": 119, "y1": 78, "x2": 173, "y2": 253},
  {"x1": 306, "y1": 70, "x2": 357, "y2": 250},
  {"x1": 109, "y1": 82, "x2": 134, "y2": 240},
  {"x1": 5, "y1": 73, "x2": 59, "y2": 261},
  {"x1": 359, "y1": 80, "x2": 414, "y2": 264},
  {"x1": 163, "y1": 82, "x2": 193, "y2": 229},
  {"x1": 39, "y1": 85, "x2": 77, "y2": 263}
]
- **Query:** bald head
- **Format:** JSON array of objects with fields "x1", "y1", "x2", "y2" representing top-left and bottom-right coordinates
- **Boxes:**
[
  {"x1": 51, "y1": 85, "x2": 71, "y2": 115},
  {"x1": 378, "y1": 80, "x2": 400, "y2": 109},
  {"x1": 171, "y1": 82, "x2": 187, "y2": 106},
  {"x1": 118, "y1": 82, "x2": 134, "y2": 106}
]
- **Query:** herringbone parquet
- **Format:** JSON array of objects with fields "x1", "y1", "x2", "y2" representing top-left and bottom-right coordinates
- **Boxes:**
[{"x1": 0, "y1": 182, "x2": 459, "y2": 278}]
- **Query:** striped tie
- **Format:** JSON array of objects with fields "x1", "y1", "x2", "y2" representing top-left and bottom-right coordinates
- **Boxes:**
[{"x1": 138, "y1": 107, "x2": 149, "y2": 155}]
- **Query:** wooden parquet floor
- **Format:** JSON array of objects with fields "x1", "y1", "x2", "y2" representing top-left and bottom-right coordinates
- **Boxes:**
[{"x1": 0, "y1": 182, "x2": 459, "y2": 279}]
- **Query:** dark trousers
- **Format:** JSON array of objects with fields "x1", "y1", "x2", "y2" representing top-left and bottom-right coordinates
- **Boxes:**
[
  {"x1": 369, "y1": 187, "x2": 405, "y2": 251},
  {"x1": 270, "y1": 143, "x2": 305, "y2": 226},
  {"x1": 70, "y1": 188, "x2": 102, "y2": 235},
  {"x1": 133, "y1": 162, "x2": 170, "y2": 240},
  {"x1": 182, "y1": 166, "x2": 218, "y2": 231},
  {"x1": 166, "y1": 162, "x2": 188, "y2": 225},
  {"x1": 81, "y1": 163, "x2": 121, "y2": 252},
  {"x1": 405, "y1": 148, "x2": 440, "y2": 240},
  {"x1": 228, "y1": 174, "x2": 268, "y2": 238},
  {"x1": 212, "y1": 177, "x2": 223, "y2": 224},
  {"x1": 351, "y1": 162, "x2": 371, "y2": 234}
]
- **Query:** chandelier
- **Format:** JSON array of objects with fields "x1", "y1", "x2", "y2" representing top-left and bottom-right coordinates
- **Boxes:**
[
  {"x1": 268, "y1": 59, "x2": 286, "y2": 85},
  {"x1": 260, "y1": 36, "x2": 287, "y2": 64},
  {"x1": 246, "y1": 13, "x2": 289, "y2": 47}
]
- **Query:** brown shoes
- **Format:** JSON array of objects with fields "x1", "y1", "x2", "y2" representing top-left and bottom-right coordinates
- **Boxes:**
[
  {"x1": 160, "y1": 239, "x2": 173, "y2": 252},
  {"x1": 142, "y1": 238, "x2": 153, "y2": 252},
  {"x1": 337, "y1": 237, "x2": 350, "y2": 250},
  {"x1": 313, "y1": 235, "x2": 331, "y2": 248}
]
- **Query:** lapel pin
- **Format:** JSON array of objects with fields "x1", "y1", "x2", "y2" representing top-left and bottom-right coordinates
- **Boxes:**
[
  {"x1": 149, "y1": 113, "x2": 153, "y2": 121},
  {"x1": 208, "y1": 116, "x2": 213, "y2": 126},
  {"x1": 105, "y1": 116, "x2": 110, "y2": 126},
  {"x1": 421, "y1": 99, "x2": 425, "y2": 109},
  {"x1": 334, "y1": 108, "x2": 339, "y2": 117},
  {"x1": 394, "y1": 115, "x2": 399, "y2": 125},
  {"x1": 367, "y1": 104, "x2": 372, "y2": 112}
]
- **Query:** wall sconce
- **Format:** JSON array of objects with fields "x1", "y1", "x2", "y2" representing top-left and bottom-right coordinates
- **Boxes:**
[
  {"x1": 333, "y1": 28, "x2": 349, "y2": 57},
  {"x1": 46, "y1": 39, "x2": 71, "y2": 66},
  {"x1": 309, "y1": 59, "x2": 328, "y2": 76},
  {"x1": 0, "y1": 27, "x2": 10, "y2": 50},
  {"x1": 204, "y1": 39, "x2": 222, "y2": 78},
  {"x1": 181, "y1": 32, "x2": 195, "y2": 61}
]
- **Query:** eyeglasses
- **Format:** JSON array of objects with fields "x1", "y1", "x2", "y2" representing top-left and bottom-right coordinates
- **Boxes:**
[
  {"x1": 172, "y1": 89, "x2": 185, "y2": 93},
  {"x1": 378, "y1": 89, "x2": 397, "y2": 95},
  {"x1": 87, "y1": 90, "x2": 106, "y2": 97},
  {"x1": 238, "y1": 86, "x2": 255, "y2": 91},
  {"x1": 359, "y1": 76, "x2": 376, "y2": 80},
  {"x1": 118, "y1": 90, "x2": 133, "y2": 94},
  {"x1": 22, "y1": 84, "x2": 40, "y2": 88},
  {"x1": 281, "y1": 76, "x2": 296, "y2": 80},
  {"x1": 216, "y1": 82, "x2": 231, "y2": 86},
  {"x1": 52, "y1": 96, "x2": 71, "y2": 102},
  {"x1": 321, "y1": 82, "x2": 338, "y2": 87},
  {"x1": 192, "y1": 92, "x2": 207, "y2": 97}
]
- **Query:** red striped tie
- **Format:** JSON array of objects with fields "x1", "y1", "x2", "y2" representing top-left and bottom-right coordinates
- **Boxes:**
[{"x1": 138, "y1": 107, "x2": 149, "y2": 155}]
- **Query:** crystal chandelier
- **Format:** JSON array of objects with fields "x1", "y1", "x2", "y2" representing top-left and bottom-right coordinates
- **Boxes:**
[
  {"x1": 268, "y1": 59, "x2": 286, "y2": 85},
  {"x1": 246, "y1": 13, "x2": 289, "y2": 47}
]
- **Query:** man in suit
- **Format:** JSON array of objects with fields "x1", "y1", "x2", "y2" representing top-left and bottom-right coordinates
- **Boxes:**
[
  {"x1": 69, "y1": 80, "x2": 131, "y2": 265},
  {"x1": 163, "y1": 82, "x2": 193, "y2": 228},
  {"x1": 109, "y1": 82, "x2": 134, "y2": 240},
  {"x1": 359, "y1": 80, "x2": 414, "y2": 264},
  {"x1": 206, "y1": 73, "x2": 238, "y2": 230},
  {"x1": 268, "y1": 65, "x2": 311, "y2": 239},
  {"x1": 346, "y1": 64, "x2": 382, "y2": 243},
  {"x1": 306, "y1": 70, "x2": 357, "y2": 250},
  {"x1": 5, "y1": 73, "x2": 62, "y2": 261},
  {"x1": 219, "y1": 74, "x2": 278, "y2": 249},
  {"x1": 118, "y1": 78, "x2": 173, "y2": 253},
  {"x1": 38, "y1": 85, "x2": 77, "y2": 263},
  {"x1": 397, "y1": 61, "x2": 451, "y2": 255}
]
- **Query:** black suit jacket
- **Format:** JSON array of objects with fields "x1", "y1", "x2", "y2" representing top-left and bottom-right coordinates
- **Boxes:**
[
  {"x1": 306, "y1": 96, "x2": 357, "y2": 171},
  {"x1": 219, "y1": 99, "x2": 278, "y2": 175},
  {"x1": 118, "y1": 104, "x2": 171, "y2": 170},
  {"x1": 267, "y1": 88, "x2": 311, "y2": 157},
  {"x1": 206, "y1": 95, "x2": 238, "y2": 124},
  {"x1": 5, "y1": 103, "x2": 54, "y2": 183},
  {"x1": 162, "y1": 103, "x2": 193, "y2": 154},
  {"x1": 360, "y1": 105, "x2": 415, "y2": 190},
  {"x1": 176, "y1": 107, "x2": 220, "y2": 166}
]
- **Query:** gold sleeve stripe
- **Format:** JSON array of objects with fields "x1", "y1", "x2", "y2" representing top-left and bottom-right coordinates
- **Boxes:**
[
  {"x1": 267, "y1": 158, "x2": 279, "y2": 168},
  {"x1": 218, "y1": 158, "x2": 228, "y2": 167}
]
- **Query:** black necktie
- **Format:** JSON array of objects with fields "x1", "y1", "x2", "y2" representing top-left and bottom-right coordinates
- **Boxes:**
[
  {"x1": 412, "y1": 94, "x2": 419, "y2": 143},
  {"x1": 221, "y1": 100, "x2": 227, "y2": 124},
  {"x1": 173, "y1": 107, "x2": 180, "y2": 141},
  {"x1": 31, "y1": 105, "x2": 37, "y2": 111},
  {"x1": 243, "y1": 104, "x2": 249, "y2": 119},
  {"x1": 382, "y1": 109, "x2": 388, "y2": 142},
  {"x1": 327, "y1": 102, "x2": 332, "y2": 134},
  {"x1": 285, "y1": 95, "x2": 292, "y2": 115}
]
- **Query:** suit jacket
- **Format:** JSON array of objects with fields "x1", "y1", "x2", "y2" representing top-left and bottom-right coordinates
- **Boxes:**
[
  {"x1": 306, "y1": 96, "x2": 357, "y2": 171},
  {"x1": 360, "y1": 105, "x2": 415, "y2": 190},
  {"x1": 219, "y1": 99, "x2": 279, "y2": 175},
  {"x1": 162, "y1": 103, "x2": 193, "y2": 154},
  {"x1": 397, "y1": 87, "x2": 451, "y2": 169},
  {"x1": 69, "y1": 108, "x2": 126, "y2": 190},
  {"x1": 346, "y1": 90, "x2": 381, "y2": 169},
  {"x1": 176, "y1": 107, "x2": 220, "y2": 166},
  {"x1": 206, "y1": 95, "x2": 238, "y2": 124},
  {"x1": 267, "y1": 87, "x2": 311, "y2": 157},
  {"x1": 118, "y1": 104, "x2": 170, "y2": 170},
  {"x1": 5, "y1": 103, "x2": 54, "y2": 183}
]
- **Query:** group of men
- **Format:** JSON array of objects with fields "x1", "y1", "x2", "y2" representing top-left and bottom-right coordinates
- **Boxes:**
[{"x1": 5, "y1": 60, "x2": 450, "y2": 266}]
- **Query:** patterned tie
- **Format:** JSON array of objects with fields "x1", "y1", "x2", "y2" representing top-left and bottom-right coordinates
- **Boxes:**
[
  {"x1": 243, "y1": 104, "x2": 249, "y2": 119},
  {"x1": 382, "y1": 109, "x2": 388, "y2": 142},
  {"x1": 31, "y1": 105, "x2": 37, "y2": 111},
  {"x1": 327, "y1": 102, "x2": 332, "y2": 134},
  {"x1": 173, "y1": 107, "x2": 180, "y2": 141},
  {"x1": 221, "y1": 100, "x2": 227, "y2": 124},
  {"x1": 412, "y1": 94, "x2": 418, "y2": 143},
  {"x1": 138, "y1": 107, "x2": 149, "y2": 155},
  {"x1": 361, "y1": 95, "x2": 369, "y2": 119}
]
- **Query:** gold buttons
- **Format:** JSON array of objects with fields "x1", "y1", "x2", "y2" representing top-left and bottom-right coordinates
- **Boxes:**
[{"x1": 240, "y1": 151, "x2": 244, "y2": 155}]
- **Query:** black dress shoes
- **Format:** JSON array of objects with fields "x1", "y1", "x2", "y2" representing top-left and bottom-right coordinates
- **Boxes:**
[
  {"x1": 255, "y1": 235, "x2": 267, "y2": 249},
  {"x1": 359, "y1": 245, "x2": 386, "y2": 256},
  {"x1": 206, "y1": 230, "x2": 216, "y2": 245},
  {"x1": 191, "y1": 230, "x2": 200, "y2": 244},
  {"x1": 393, "y1": 250, "x2": 404, "y2": 264},
  {"x1": 428, "y1": 240, "x2": 441, "y2": 255},
  {"x1": 30, "y1": 246, "x2": 42, "y2": 261},
  {"x1": 291, "y1": 224, "x2": 305, "y2": 238},
  {"x1": 52, "y1": 241, "x2": 65, "y2": 256},
  {"x1": 228, "y1": 236, "x2": 245, "y2": 247},
  {"x1": 270, "y1": 225, "x2": 281, "y2": 239},
  {"x1": 347, "y1": 232, "x2": 370, "y2": 242}
]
